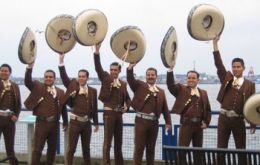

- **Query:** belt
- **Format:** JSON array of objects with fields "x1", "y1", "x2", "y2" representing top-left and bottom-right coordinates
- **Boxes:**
[
  {"x1": 0, "y1": 109, "x2": 14, "y2": 117},
  {"x1": 104, "y1": 106, "x2": 122, "y2": 112},
  {"x1": 36, "y1": 116, "x2": 58, "y2": 122},
  {"x1": 190, "y1": 117, "x2": 201, "y2": 123},
  {"x1": 136, "y1": 112, "x2": 157, "y2": 121},
  {"x1": 220, "y1": 108, "x2": 241, "y2": 118},
  {"x1": 70, "y1": 114, "x2": 89, "y2": 122}
]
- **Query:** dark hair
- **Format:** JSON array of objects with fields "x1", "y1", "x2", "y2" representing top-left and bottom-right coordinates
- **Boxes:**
[
  {"x1": 44, "y1": 69, "x2": 56, "y2": 78},
  {"x1": 0, "y1": 63, "x2": 12, "y2": 73},
  {"x1": 110, "y1": 62, "x2": 121, "y2": 71},
  {"x1": 232, "y1": 58, "x2": 245, "y2": 67},
  {"x1": 146, "y1": 67, "x2": 157, "y2": 76},
  {"x1": 78, "y1": 69, "x2": 89, "y2": 78},
  {"x1": 187, "y1": 70, "x2": 200, "y2": 79}
]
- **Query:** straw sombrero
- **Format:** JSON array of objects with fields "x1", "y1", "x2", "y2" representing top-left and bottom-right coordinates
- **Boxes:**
[
  {"x1": 244, "y1": 93, "x2": 260, "y2": 125},
  {"x1": 45, "y1": 14, "x2": 76, "y2": 54},
  {"x1": 73, "y1": 9, "x2": 108, "y2": 46},
  {"x1": 161, "y1": 26, "x2": 178, "y2": 68},
  {"x1": 187, "y1": 4, "x2": 225, "y2": 41},
  {"x1": 110, "y1": 26, "x2": 146, "y2": 63},
  {"x1": 18, "y1": 27, "x2": 37, "y2": 64}
]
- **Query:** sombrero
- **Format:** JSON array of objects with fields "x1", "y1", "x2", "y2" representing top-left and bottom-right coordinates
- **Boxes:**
[
  {"x1": 161, "y1": 26, "x2": 178, "y2": 68},
  {"x1": 244, "y1": 93, "x2": 260, "y2": 125},
  {"x1": 18, "y1": 27, "x2": 37, "y2": 64},
  {"x1": 45, "y1": 14, "x2": 76, "y2": 54},
  {"x1": 73, "y1": 9, "x2": 108, "y2": 46},
  {"x1": 187, "y1": 4, "x2": 225, "y2": 41},
  {"x1": 110, "y1": 26, "x2": 146, "y2": 63}
]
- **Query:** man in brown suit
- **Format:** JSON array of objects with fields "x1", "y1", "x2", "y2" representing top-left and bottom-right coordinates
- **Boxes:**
[
  {"x1": 0, "y1": 64, "x2": 21, "y2": 165},
  {"x1": 212, "y1": 37, "x2": 256, "y2": 165},
  {"x1": 24, "y1": 62, "x2": 68, "y2": 165},
  {"x1": 127, "y1": 63, "x2": 171, "y2": 165},
  {"x1": 58, "y1": 53, "x2": 99, "y2": 165},
  {"x1": 94, "y1": 43, "x2": 131, "y2": 165},
  {"x1": 167, "y1": 69, "x2": 211, "y2": 165}
]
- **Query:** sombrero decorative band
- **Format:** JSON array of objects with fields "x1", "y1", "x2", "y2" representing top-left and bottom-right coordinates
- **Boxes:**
[
  {"x1": 18, "y1": 27, "x2": 37, "y2": 64},
  {"x1": 73, "y1": 9, "x2": 108, "y2": 46},
  {"x1": 45, "y1": 14, "x2": 76, "y2": 54},
  {"x1": 161, "y1": 26, "x2": 178, "y2": 68},
  {"x1": 187, "y1": 4, "x2": 225, "y2": 41},
  {"x1": 110, "y1": 26, "x2": 146, "y2": 63},
  {"x1": 244, "y1": 93, "x2": 260, "y2": 125}
]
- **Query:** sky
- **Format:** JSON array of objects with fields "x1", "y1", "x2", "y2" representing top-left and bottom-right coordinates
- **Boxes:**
[{"x1": 0, "y1": 0, "x2": 260, "y2": 78}]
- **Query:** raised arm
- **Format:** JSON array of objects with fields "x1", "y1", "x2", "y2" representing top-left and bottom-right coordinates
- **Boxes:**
[
  {"x1": 58, "y1": 53, "x2": 71, "y2": 88},
  {"x1": 94, "y1": 43, "x2": 107, "y2": 81},
  {"x1": 166, "y1": 69, "x2": 181, "y2": 97},
  {"x1": 24, "y1": 62, "x2": 35, "y2": 91},
  {"x1": 212, "y1": 36, "x2": 228, "y2": 83},
  {"x1": 126, "y1": 63, "x2": 139, "y2": 92}
]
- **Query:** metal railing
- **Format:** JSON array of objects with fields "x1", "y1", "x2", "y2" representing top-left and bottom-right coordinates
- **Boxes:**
[{"x1": 163, "y1": 145, "x2": 260, "y2": 165}]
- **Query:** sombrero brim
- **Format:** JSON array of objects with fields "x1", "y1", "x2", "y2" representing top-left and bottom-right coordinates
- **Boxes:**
[
  {"x1": 18, "y1": 27, "x2": 37, "y2": 64},
  {"x1": 45, "y1": 14, "x2": 76, "y2": 54},
  {"x1": 73, "y1": 9, "x2": 108, "y2": 46},
  {"x1": 110, "y1": 26, "x2": 146, "y2": 63},
  {"x1": 161, "y1": 26, "x2": 178, "y2": 68},
  {"x1": 187, "y1": 4, "x2": 225, "y2": 41},
  {"x1": 244, "y1": 93, "x2": 260, "y2": 125}
]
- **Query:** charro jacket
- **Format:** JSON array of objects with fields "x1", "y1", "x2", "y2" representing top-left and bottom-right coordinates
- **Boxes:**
[{"x1": 166, "y1": 71, "x2": 211, "y2": 125}]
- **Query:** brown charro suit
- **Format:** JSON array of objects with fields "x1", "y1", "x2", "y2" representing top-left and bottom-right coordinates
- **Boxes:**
[
  {"x1": 167, "y1": 71, "x2": 211, "y2": 165},
  {"x1": 213, "y1": 51, "x2": 255, "y2": 165},
  {"x1": 167, "y1": 71, "x2": 211, "y2": 146},
  {"x1": 59, "y1": 65, "x2": 98, "y2": 165},
  {"x1": 94, "y1": 53, "x2": 131, "y2": 165},
  {"x1": 127, "y1": 68, "x2": 171, "y2": 165},
  {"x1": 0, "y1": 79, "x2": 21, "y2": 165},
  {"x1": 24, "y1": 67, "x2": 68, "y2": 165}
]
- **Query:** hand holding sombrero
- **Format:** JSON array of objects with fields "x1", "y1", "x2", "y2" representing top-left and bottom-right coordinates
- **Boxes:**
[
  {"x1": 18, "y1": 27, "x2": 37, "y2": 64},
  {"x1": 187, "y1": 4, "x2": 225, "y2": 41},
  {"x1": 110, "y1": 26, "x2": 146, "y2": 63}
]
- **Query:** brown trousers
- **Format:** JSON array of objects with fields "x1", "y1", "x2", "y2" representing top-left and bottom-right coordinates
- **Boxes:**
[
  {"x1": 133, "y1": 117, "x2": 159, "y2": 165},
  {"x1": 66, "y1": 120, "x2": 92, "y2": 165},
  {"x1": 178, "y1": 120, "x2": 204, "y2": 165},
  {"x1": 31, "y1": 120, "x2": 59, "y2": 165},
  {"x1": 103, "y1": 111, "x2": 124, "y2": 165},
  {"x1": 217, "y1": 114, "x2": 246, "y2": 165},
  {"x1": 0, "y1": 116, "x2": 18, "y2": 165}
]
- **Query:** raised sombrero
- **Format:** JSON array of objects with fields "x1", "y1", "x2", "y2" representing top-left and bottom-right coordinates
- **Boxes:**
[
  {"x1": 161, "y1": 26, "x2": 178, "y2": 68},
  {"x1": 45, "y1": 14, "x2": 76, "y2": 54},
  {"x1": 110, "y1": 26, "x2": 146, "y2": 63},
  {"x1": 244, "y1": 93, "x2": 260, "y2": 125},
  {"x1": 187, "y1": 4, "x2": 225, "y2": 41},
  {"x1": 18, "y1": 27, "x2": 37, "y2": 64},
  {"x1": 73, "y1": 9, "x2": 108, "y2": 46}
]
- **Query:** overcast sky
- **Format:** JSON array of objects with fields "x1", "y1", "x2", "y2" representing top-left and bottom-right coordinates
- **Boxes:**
[{"x1": 1, "y1": 0, "x2": 260, "y2": 78}]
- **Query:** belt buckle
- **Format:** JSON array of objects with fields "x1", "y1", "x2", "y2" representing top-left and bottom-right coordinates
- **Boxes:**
[{"x1": 46, "y1": 116, "x2": 55, "y2": 122}]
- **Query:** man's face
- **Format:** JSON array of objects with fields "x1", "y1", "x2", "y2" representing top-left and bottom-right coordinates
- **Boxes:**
[
  {"x1": 0, "y1": 67, "x2": 11, "y2": 80},
  {"x1": 78, "y1": 71, "x2": 88, "y2": 86},
  {"x1": 44, "y1": 72, "x2": 55, "y2": 86},
  {"x1": 187, "y1": 72, "x2": 199, "y2": 88},
  {"x1": 232, "y1": 62, "x2": 245, "y2": 78},
  {"x1": 110, "y1": 65, "x2": 120, "y2": 79},
  {"x1": 146, "y1": 70, "x2": 157, "y2": 85}
]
